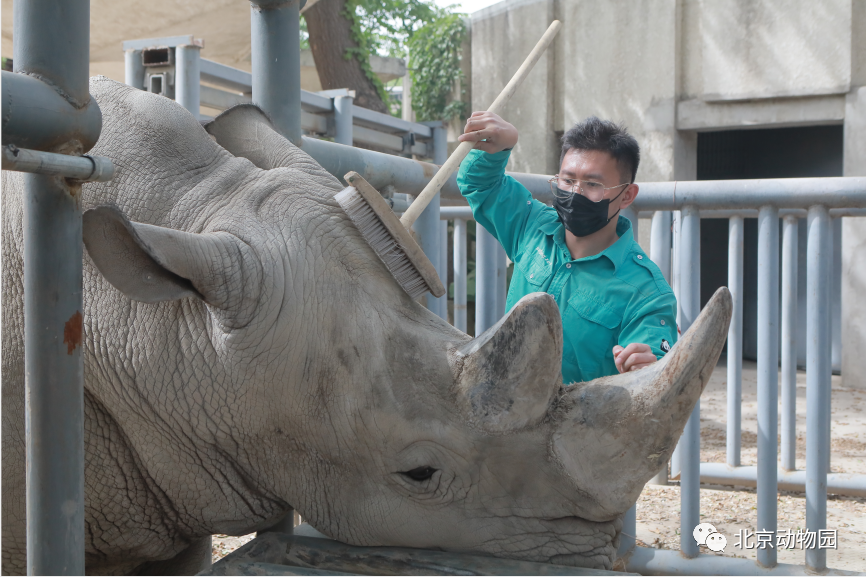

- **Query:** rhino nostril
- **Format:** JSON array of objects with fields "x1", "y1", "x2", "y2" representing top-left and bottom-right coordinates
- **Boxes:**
[{"x1": 400, "y1": 466, "x2": 437, "y2": 482}]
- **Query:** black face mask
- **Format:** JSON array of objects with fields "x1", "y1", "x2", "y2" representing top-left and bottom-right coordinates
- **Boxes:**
[{"x1": 552, "y1": 185, "x2": 627, "y2": 238}]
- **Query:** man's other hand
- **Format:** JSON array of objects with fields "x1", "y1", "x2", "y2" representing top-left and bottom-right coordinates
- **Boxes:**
[
  {"x1": 613, "y1": 343, "x2": 657, "y2": 373},
  {"x1": 457, "y1": 111, "x2": 518, "y2": 154}
]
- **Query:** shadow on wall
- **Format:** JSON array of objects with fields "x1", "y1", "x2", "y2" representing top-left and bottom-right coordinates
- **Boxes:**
[{"x1": 696, "y1": 125, "x2": 843, "y2": 372}]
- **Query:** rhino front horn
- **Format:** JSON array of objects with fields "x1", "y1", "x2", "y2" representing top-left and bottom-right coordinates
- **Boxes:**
[
  {"x1": 551, "y1": 287, "x2": 732, "y2": 522},
  {"x1": 449, "y1": 293, "x2": 563, "y2": 434}
]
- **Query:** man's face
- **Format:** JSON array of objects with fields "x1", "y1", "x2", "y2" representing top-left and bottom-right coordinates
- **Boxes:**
[{"x1": 559, "y1": 148, "x2": 636, "y2": 219}]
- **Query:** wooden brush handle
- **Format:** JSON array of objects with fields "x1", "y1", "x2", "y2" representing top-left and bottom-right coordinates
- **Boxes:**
[{"x1": 400, "y1": 19, "x2": 562, "y2": 229}]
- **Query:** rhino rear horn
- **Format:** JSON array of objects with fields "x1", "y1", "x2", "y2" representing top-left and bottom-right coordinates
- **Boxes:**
[
  {"x1": 449, "y1": 293, "x2": 563, "y2": 433},
  {"x1": 83, "y1": 205, "x2": 262, "y2": 328},
  {"x1": 551, "y1": 287, "x2": 732, "y2": 521}
]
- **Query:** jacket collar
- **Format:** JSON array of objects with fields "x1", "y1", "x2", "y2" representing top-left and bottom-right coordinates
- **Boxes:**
[{"x1": 539, "y1": 212, "x2": 633, "y2": 273}]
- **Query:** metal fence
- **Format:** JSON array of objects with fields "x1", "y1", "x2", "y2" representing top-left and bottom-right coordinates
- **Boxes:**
[{"x1": 435, "y1": 180, "x2": 866, "y2": 575}]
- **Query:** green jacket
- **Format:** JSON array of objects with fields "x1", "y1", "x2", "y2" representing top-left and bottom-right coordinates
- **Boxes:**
[{"x1": 457, "y1": 149, "x2": 678, "y2": 384}]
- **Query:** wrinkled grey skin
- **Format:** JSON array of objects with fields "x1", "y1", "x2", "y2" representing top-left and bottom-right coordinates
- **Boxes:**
[{"x1": 2, "y1": 77, "x2": 733, "y2": 575}]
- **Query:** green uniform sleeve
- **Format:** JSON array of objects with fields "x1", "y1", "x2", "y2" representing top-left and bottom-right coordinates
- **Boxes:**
[
  {"x1": 456, "y1": 149, "x2": 537, "y2": 260},
  {"x1": 618, "y1": 292, "x2": 679, "y2": 359}
]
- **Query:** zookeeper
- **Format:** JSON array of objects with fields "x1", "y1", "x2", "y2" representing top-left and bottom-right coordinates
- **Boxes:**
[{"x1": 456, "y1": 112, "x2": 679, "y2": 384}]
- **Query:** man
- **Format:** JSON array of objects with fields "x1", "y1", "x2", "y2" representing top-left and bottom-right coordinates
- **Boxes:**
[{"x1": 456, "y1": 112, "x2": 677, "y2": 383}]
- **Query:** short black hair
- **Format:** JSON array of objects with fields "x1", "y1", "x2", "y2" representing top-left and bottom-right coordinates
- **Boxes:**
[{"x1": 560, "y1": 117, "x2": 640, "y2": 183}]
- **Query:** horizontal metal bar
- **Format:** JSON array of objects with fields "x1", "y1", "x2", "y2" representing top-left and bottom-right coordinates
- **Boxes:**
[
  {"x1": 200, "y1": 85, "x2": 250, "y2": 110},
  {"x1": 121, "y1": 35, "x2": 203, "y2": 51},
  {"x1": 636, "y1": 178, "x2": 866, "y2": 210},
  {"x1": 2, "y1": 146, "x2": 114, "y2": 181},
  {"x1": 200, "y1": 58, "x2": 252, "y2": 94},
  {"x1": 300, "y1": 90, "x2": 333, "y2": 113},
  {"x1": 699, "y1": 463, "x2": 866, "y2": 497},
  {"x1": 439, "y1": 206, "x2": 473, "y2": 219},
  {"x1": 625, "y1": 546, "x2": 856, "y2": 576},
  {"x1": 351, "y1": 125, "x2": 428, "y2": 156},
  {"x1": 1, "y1": 71, "x2": 103, "y2": 153},
  {"x1": 636, "y1": 208, "x2": 866, "y2": 219},
  {"x1": 302, "y1": 112, "x2": 328, "y2": 135},
  {"x1": 351, "y1": 104, "x2": 432, "y2": 137}
]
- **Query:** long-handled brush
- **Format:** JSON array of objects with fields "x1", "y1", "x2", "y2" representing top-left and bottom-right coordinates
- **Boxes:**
[{"x1": 336, "y1": 20, "x2": 562, "y2": 300}]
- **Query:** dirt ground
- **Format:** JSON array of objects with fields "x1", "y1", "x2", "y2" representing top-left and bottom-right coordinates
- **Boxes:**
[{"x1": 212, "y1": 361, "x2": 866, "y2": 571}]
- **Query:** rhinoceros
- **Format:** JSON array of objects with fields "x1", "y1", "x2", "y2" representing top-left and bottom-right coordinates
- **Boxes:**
[{"x1": 2, "y1": 76, "x2": 732, "y2": 575}]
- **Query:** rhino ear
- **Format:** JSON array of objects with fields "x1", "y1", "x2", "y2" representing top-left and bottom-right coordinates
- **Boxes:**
[
  {"x1": 449, "y1": 293, "x2": 563, "y2": 433},
  {"x1": 83, "y1": 205, "x2": 262, "y2": 325}
]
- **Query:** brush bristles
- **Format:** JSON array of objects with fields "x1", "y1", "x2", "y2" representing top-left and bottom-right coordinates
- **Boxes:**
[{"x1": 336, "y1": 187, "x2": 430, "y2": 299}]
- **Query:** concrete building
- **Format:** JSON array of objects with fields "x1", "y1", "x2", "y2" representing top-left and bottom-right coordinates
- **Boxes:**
[{"x1": 469, "y1": 0, "x2": 865, "y2": 387}]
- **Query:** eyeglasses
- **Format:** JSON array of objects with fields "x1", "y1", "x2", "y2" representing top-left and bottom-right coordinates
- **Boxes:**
[{"x1": 548, "y1": 176, "x2": 630, "y2": 203}]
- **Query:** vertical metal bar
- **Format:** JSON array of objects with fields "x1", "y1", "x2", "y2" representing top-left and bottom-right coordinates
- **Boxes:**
[
  {"x1": 440, "y1": 219, "x2": 450, "y2": 322},
  {"x1": 781, "y1": 215, "x2": 799, "y2": 472},
  {"x1": 757, "y1": 206, "x2": 779, "y2": 568},
  {"x1": 648, "y1": 210, "x2": 672, "y2": 486},
  {"x1": 453, "y1": 219, "x2": 468, "y2": 332},
  {"x1": 830, "y1": 217, "x2": 842, "y2": 373},
  {"x1": 333, "y1": 95, "x2": 354, "y2": 146},
  {"x1": 24, "y1": 175, "x2": 86, "y2": 576},
  {"x1": 420, "y1": 123, "x2": 447, "y2": 319},
  {"x1": 727, "y1": 216, "x2": 744, "y2": 467},
  {"x1": 650, "y1": 211, "x2": 672, "y2": 282},
  {"x1": 679, "y1": 205, "x2": 701, "y2": 559},
  {"x1": 618, "y1": 505, "x2": 637, "y2": 558},
  {"x1": 15, "y1": 0, "x2": 90, "y2": 573},
  {"x1": 670, "y1": 210, "x2": 683, "y2": 480},
  {"x1": 250, "y1": 0, "x2": 302, "y2": 143},
  {"x1": 805, "y1": 205, "x2": 831, "y2": 572},
  {"x1": 175, "y1": 44, "x2": 201, "y2": 119},
  {"x1": 475, "y1": 223, "x2": 498, "y2": 335},
  {"x1": 495, "y1": 241, "x2": 507, "y2": 320},
  {"x1": 124, "y1": 49, "x2": 145, "y2": 89}
]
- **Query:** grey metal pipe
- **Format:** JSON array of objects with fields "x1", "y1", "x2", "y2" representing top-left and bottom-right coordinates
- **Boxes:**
[
  {"x1": 496, "y1": 241, "x2": 507, "y2": 320},
  {"x1": 648, "y1": 210, "x2": 672, "y2": 486},
  {"x1": 424, "y1": 124, "x2": 448, "y2": 319},
  {"x1": 756, "y1": 206, "x2": 779, "y2": 568},
  {"x1": 175, "y1": 44, "x2": 201, "y2": 119},
  {"x1": 669, "y1": 210, "x2": 682, "y2": 481},
  {"x1": 650, "y1": 211, "x2": 672, "y2": 283},
  {"x1": 781, "y1": 216, "x2": 799, "y2": 472},
  {"x1": 439, "y1": 219, "x2": 449, "y2": 321},
  {"x1": 333, "y1": 95, "x2": 354, "y2": 146},
  {"x1": 699, "y1": 463, "x2": 866, "y2": 497},
  {"x1": 727, "y1": 216, "x2": 744, "y2": 467},
  {"x1": 453, "y1": 219, "x2": 468, "y2": 332},
  {"x1": 806, "y1": 205, "x2": 832, "y2": 572},
  {"x1": 635, "y1": 178, "x2": 866, "y2": 210},
  {"x1": 13, "y1": 0, "x2": 96, "y2": 572},
  {"x1": 678, "y1": 205, "x2": 701, "y2": 559},
  {"x1": 124, "y1": 49, "x2": 145, "y2": 89},
  {"x1": 625, "y1": 546, "x2": 855, "y2": 576},
  {"x1": 24, "y1": 174, "x2": 86, "y2": 576},
  {"x1": 618, "y1": 505, "x2": 636, "y2": 558},
  {"x1": 2, "y1": 146, "x2": 114, "y2": 182},
  {"x1": 475, "y1": 224, "x2": 498, "y2": 335},
  {"x1": 1, "y1": 71, "x2": 102, "y2": 153},
  {"x1": 250, "y1": 0, "x2": 302, "y2": 144}
]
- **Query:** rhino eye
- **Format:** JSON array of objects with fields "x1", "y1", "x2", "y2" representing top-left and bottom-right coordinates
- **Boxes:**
[{"x1": 401, "y1": 466, "x2": 437, "y2": 482}]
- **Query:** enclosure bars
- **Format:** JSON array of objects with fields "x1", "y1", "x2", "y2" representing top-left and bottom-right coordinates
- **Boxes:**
[{"x1": 8, "y1": 0, "x2": 100, "y2": 573}]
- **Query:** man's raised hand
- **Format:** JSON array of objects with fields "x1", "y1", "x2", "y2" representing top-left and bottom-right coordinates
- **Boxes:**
[{"x1": 457, "y1": 111, "x2": 518, "y2": 154}]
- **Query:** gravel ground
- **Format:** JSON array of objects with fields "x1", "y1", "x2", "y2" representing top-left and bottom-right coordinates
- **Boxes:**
[{"x1": 213, "y1": 362, "x2": 866, "y2": 571}]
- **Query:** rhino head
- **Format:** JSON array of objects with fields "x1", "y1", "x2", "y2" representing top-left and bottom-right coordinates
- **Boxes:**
[{"x1": 2, "y1": 77, "x2": 731, "y2": 573}]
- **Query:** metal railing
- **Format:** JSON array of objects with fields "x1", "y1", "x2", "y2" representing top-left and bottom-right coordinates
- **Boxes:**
[
  {"x1": 434, "y1": 179, "x2": 866, "y2": 575},
  {"x1": 122, "y1": 36, "x2": 438, "y2": 158}
]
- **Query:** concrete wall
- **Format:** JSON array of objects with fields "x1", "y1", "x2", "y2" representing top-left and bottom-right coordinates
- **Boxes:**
[
  {"x1": 471, "y1": 0, "x2": 559, "y2": 175},
  {"x1": 841, "y1": 0, "x2": 866, "y2": 388}
]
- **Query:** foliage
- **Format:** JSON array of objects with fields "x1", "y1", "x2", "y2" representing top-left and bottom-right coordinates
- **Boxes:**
[
  {"x1": 300, "y1": 0, "x2": 465, "y2": 118},
  {"x1": 407, "y1": 13, "x2": 467, "y2": 122}
]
